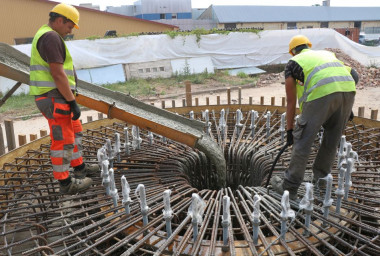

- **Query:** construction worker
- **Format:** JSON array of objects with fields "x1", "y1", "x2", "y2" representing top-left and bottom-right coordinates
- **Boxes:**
[
  {"x1": 271, "y1": 35, "x2": 358, "y2": 200},
  {"x1": 29, "y1": 3, "x2": 99, "y2": 194}
]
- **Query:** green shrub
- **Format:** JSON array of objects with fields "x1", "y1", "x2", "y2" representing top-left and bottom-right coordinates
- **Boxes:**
[{"x1": 237, "y1": 72, "x2": 248, "y2": 78}]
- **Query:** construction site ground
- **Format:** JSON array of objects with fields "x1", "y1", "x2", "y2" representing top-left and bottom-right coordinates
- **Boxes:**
[{"x1": 6, "y1": 73, "x2": 380, "y2": 148}]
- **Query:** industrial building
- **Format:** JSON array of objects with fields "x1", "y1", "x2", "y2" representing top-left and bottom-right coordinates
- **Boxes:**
[
  {"x1": 198, "y1": 5, "x2": 380, "y2": 32},
  {"x1": 106, "y1": 0, "x2": 214, "y2": 30},
  {"x1": 0, "y1": 0, "x2": 177, "y2": 45}
]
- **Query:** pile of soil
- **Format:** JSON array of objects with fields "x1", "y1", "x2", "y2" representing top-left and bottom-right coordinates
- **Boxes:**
[{"x1": 327, "y1": 48, "x2": 380, "y2": 89}]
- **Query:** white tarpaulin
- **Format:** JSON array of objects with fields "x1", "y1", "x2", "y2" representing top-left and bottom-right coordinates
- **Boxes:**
[{"x1": 14, "y1": 28, "x2": 380, "y2": 70}]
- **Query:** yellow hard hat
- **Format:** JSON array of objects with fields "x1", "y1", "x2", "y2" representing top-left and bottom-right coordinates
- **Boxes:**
[
  {"x1": 288, "y1": 35, "x2": 312, "y2": 55},
  {"x1": 50, "y1": 3, "x2": 80, "y2": 29}
]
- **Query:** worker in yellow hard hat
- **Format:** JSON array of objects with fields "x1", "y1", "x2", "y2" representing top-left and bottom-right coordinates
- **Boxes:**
[
  {"x1": 270, "y1": 35, "x2": 358, "y2": 200},
  {"x1": 29, "y1": 3, "x2": 99, "y2": 194}
]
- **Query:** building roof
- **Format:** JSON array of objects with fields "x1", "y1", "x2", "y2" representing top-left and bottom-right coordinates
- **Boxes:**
[{"x1": 212, "y1": 5, "x2": 380, "y2": 23}]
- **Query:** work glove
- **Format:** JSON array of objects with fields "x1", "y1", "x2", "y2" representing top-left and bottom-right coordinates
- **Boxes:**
[
  {"x1": 286, "y1": 129, "x2": 294, "y2": 146},
  {"x1": 68, "y1": 100, "x2": 81, "y2": 120},
  {"x1": 349, "y1": 111, "x2": 354, "y2": 121}
]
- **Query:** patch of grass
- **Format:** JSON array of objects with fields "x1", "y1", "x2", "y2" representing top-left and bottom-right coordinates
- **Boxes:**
[
  {"x1": 104, "y1": 79, "x2": 157, "y2": 97},
  {"x1": 0, "y1": 92, "x2": 37, "y2": 116},
  {"x1": 237, "y1": 72, "x2": 248, "y2": 78},
  {"x1": 86, "y1": 35, "x2": 102, "y2": 40},
  {"x1": 22, "y1": 115, "x2": 32, "y2": 120}
]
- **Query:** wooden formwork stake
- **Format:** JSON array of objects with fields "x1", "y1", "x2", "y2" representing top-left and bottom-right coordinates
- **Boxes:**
[
  {"x1": 0, "y1": 124, "x2": 5, "y2": 155},
  {"x1": 185, "y1": 80, "x2": 192, "y2": 107},
  {"x1": 87, "y1": 116, "x2": 93, "y2": 123},
  {"x1": 271, "y1": 97, "x2": 275, "y2": 106},
  {"x1": 172, "y1": 100, "x2": 176, "y2": 108},
  {"x1": 249, "y1": 97, "x2": 253, "y2": 105},
  {"x1": 98, "y1": 113, "x2": 104, "y2": 120},
  {"x1": 4, "y1": 119, "x2": 16, "y2": 151},
  {"x1": 227, "y1": 88, "x2": 231, "y2": 105},
  {"x1": 182, "y1": 99, "x2": 186, "y2": 107},
  {"x1": 260, "y1": 96, "x2": 264, "y2": 105},
  {"x1": 358, "y1": 107, "x2": 365, "y2": 118},
  {"x1": 217, "y1": 96, "x2": 220, "y2": 105},
  {"x1": 195, "y1": 98, "x2": 199, "y2": 106},
  {"x1": 282, "y1": 97, "x2": 286, "y2": 107},
  {"x1": 30, "y1": 134, "x2": 38, "y2": 142},
  {"x1": 161, "y1": 101, "x2": 165, "y2": 109},
  {"x1": 40, "y1": 129, "x2": 48, "y2": 137},
  {"x1": 238, "y1": 87, "x2": 242, "y2": 105},
  {"x1": 371, "y1": 109, "x2": 378, "y2": 120},
  {"x1": 206, "y1": 97, "x2": 210, "y2": 106},
  {"x1": 18, "y1": 134, "x2": 27, "y2": 147}
]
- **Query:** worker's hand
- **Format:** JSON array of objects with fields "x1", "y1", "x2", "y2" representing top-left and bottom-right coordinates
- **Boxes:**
[
  {"x1": 349, "y1": 111, "x2": 354, "y2": 121},
  {"x1": 286, "y1": 129, "x2": 294, "y2": 146},
  {"x1": 68, "y1": 100, "x2": 81, "y2": 120}
]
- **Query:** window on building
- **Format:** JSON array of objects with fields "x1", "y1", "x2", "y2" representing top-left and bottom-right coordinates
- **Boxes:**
[
  {"x1": 14, "y1": 37, "x2": 34, "y2": 45},
  {"x1": 354, "y1": 21, "x2": 361, "y2": 29},
  {"x1": 146, "y1": 68, "x2": 151, "y2": 73},
  {"x1": 160, "y1": 13, "x2": 165, "y2": 19},
  {"x1": 160, "y1": 67, "x2": 165, "y2": 71},
  {"x1": 307, "y1": 26, "x2": 313, "y2": 28},
  {"x1": 172, "y1": 13, "x2": 177, "y2": 19},
  {"x1": 287, "y1": 22, "x2": 297, "y2": 29},
  {"x1": 153, "y1": 67, "x2": 158, "y2": 72},
  {"x1": 138, "y1": 69, "x2": 144, "y2": 73},
  {"x1": 320, "y1": 22, "x2": 329, "y2": 28},
  {"x1": 224, "y1": 23, "x2": 236, "y2": 30}
]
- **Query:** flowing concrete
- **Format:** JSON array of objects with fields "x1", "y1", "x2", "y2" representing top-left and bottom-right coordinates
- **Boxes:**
[{"x1": 0, "y1": 42, "x2": 226, "y2": 187}]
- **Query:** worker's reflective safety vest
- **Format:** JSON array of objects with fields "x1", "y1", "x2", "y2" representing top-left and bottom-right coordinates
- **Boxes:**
[
  {"x1": 291, "y1": 49, "x2": 356, "y2": 111},
  {"x1": 29, "y1": 24, "x2": 75, "y2": 95}
]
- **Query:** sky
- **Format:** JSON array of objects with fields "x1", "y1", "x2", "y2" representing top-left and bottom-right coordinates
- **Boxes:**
[{"x1": 56, "y1": 0, "x2": 380, "y2": 10}]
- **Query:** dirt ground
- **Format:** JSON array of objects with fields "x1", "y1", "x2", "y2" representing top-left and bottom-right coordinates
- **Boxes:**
[{"x1": 2, "y1": 79, "x2": 380, "y2": 150}]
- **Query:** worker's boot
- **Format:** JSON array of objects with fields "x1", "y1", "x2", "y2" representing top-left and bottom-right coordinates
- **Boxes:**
[
  {"x1": 73, "y1": 163, "x2": 100, "y2": 179},
  {"x1": 60, "y1": 177, "x2": 93, "y2": 195},
  {"x1": 270, "y1": 176, "x2": 298, "y2": 200}
]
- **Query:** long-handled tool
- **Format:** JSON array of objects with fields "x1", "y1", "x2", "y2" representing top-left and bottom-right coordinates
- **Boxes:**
[{"x1": 265, "y1": 142, "x2": 291, "y2": 194}]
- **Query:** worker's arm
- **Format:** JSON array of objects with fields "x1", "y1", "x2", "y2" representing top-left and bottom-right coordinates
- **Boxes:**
[
  {"x1": 50, "y1": 62, "x2": 75, "y2": 101},
  {"x1": 285, "y1": 76, "x2": 297, "y2": 131},
  {"x1": 350, "y1": 68, "x2": 359, "y2": 85}
]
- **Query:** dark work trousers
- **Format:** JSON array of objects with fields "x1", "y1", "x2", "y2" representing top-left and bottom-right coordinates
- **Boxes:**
[{"x1": 283, "y1": 91, "x2": 355, "y2": 192}]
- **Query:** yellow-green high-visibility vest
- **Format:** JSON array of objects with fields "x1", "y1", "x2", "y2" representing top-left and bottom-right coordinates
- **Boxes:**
[
  {"x1": 291, "y1": 49, "x2": 356, "y2": 111},
  {"x1": 29, "y1": 24, "x2": 76, "y2": 95}
]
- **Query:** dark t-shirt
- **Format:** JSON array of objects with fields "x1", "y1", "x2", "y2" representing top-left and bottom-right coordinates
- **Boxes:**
[
  {"x1": 37, "y1": 31, "x2": 66, "y2": 64},
  {"x1": 285, "y1": 60, "x2": 304, "y2": 84},
  {"x1": 36, "y1": 31, "x2": 77, "y2": 83}
]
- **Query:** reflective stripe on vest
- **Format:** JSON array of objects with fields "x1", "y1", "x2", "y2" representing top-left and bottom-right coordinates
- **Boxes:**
[
  {"x1": 29, "y1": 24, "x2": 76, "y2": 95},
  {"x1": 291, "y1": 49, "x2": 355, "y2": 111},
  {"x1": 30, "y1": 65, "x2": 74, "y2": 76}
]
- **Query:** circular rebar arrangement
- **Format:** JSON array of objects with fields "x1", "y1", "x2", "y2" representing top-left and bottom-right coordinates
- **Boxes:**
[{"x1": 1, "y1": 106, "x2": 379, "y2": 255}]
